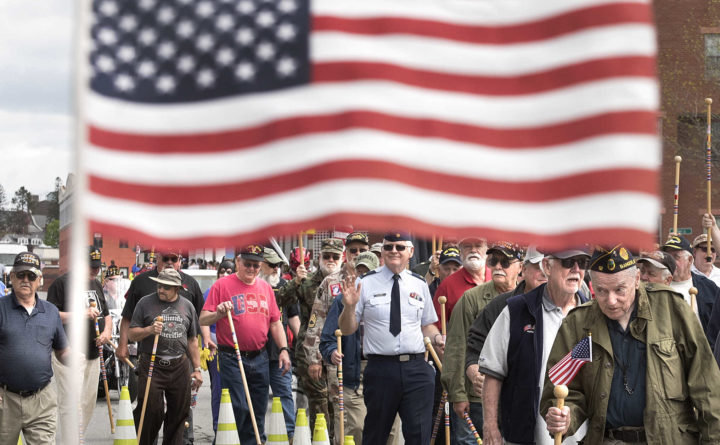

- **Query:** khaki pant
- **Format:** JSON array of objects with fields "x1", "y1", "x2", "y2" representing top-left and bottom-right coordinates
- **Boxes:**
[
  {"x1": 602, "y1": 440, "x2": 646, "y2": 444},
  {"x1": 0, "y1": 380, "x2": 58, "y2": 445},
  {"x1": 52, "y1": 353, "x2": 101, "y2": 436}
]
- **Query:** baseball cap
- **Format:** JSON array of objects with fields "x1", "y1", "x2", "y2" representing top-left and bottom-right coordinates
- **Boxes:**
[
  {"x1": 346, "y1": 232, "x2": 369, "y2": 246},
  {"x1": 321, "y1": 238, "x2": 344, "y2": 254},
  {"x1": 661, "y1": 235, "x2": 692, "y2": 254},
  {"x1": 238, "y1": 244, "x2": 265, "y2": 262},
  {"x1": 370, "y1": 243, "x2": 383, "y2": 254},
  {"x1": 692, "y1": 234, "x2": 709, "y2": 249},
  {"x1": 90, "y1": 247, "x2": 102, "y2": 268},
  {"x1": 439, "y1": 247, "x2": 462, "y2": 265},
  {"x1": 547, "y1": 248, "x2": 591, "y2": 259},
  {"x1": 487, "y1": 242, "x2": 525, "y2": 262},
  {"x1": 355, "y1": 251, "x2": 380, "y2": 271},
  {"x1": 637, "y1": 251, "x2": 677, "y2": 276},
  {"x1": 13, "y1": 251, "x2": 41, "y2": 275},
  {"x1": 523, "y1": 246, "x2": 544, "y2": 264},
  {"x1": 262, "y1": 247, "x2": 283, "y2": 265}
]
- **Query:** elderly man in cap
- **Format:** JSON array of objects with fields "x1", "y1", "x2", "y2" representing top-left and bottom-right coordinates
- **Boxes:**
[
  {"x1": 345, "y1": 232, "x2": 370, "y2": 267},
  {"x1": 661, "y1": 235, "x2": 720, "y2": 348},
  {"x1": 0, "y1": 252, "x2": 69, "y2": 444},
  {"x1": 465, "y1": 246, "x2": 548, "y2": 395},
  {"x1": 370, "y1": 242, "x2": 384, "y2": 266},
  {"x1": 425, "y1": 246, "x2": 462, "y2": 298},
  {"x1": 200, "y1": 245, "x2": 291, "y2": 445},
  {"x1": 637, "y1": 251, "x2": 676, "y2": 286},
  {"x1": 542, "y1": 246, "x2": 720, "y2": 444},
  {"x1": 129, "y1": 268, "x2": 203, "y2": 445},
  {"x1": 276, "y1": 238, "x2": 344, "y2": 436},
  {"x1": 47, "y1": 246, "x2": 112, "y2": 437},
  {"x1": 441, "y1": 242, "x2": 523, "y2": 441},
  {"x1": 480, "y1": 248, "x2": 591, "y2": 444},
  {"x1": 690, "y1": 233, "x2": 720, "y2": 286},
  {"x1": 339, "y1": 232, "x2": 443, "y2": 445}
]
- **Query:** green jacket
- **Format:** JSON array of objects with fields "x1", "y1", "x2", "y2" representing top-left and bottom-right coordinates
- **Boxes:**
[
  {"x1": 540, "y1": 282, "x2": 720, "y2": 445},
  {"x1": 276, "y1": 271, "x2": 326, "y2": 366},
  {"x1": 441, "y1": 280, "x2": 501, "y2": 403}
]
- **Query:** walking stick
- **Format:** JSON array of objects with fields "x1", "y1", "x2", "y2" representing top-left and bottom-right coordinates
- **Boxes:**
[
  {"x1": 91, "y1": 302, "x2": 115, "y2": 433},
  {"x1": 690, "y1": 286, "x2": 699, "y2": 317},
  {"x1": 706, "y1": 98, "x2": 713, "y2": 262},
  {"x1": 430, "y1": 392, "x2": 447, "y2": 445},
  {"x1": 335, "y1": 329, "x2": 345, "y2": 440},
  {"x1": 298, "y1": 232, "x2": 305, "y2": 266},
  {"x1": 463, "y1": 412, "x2": 482, "y2": 444},
  {"x1": 138, "y1": 316, "x2": 163, "y2": 442},
  {"x1": 227, "y1": 311, "x2": 263, "y2": 445},
  {"x1": 106, "y1": 339, "x2": 136, "y2": 369},
  {"x1": 553, "y1": 385, "x2": 569, "y2": 445},
  {"x1": 673, "y1": 155, "x2": 682, "y2": 235},
  {"x1": 432, "y1": 235, "x2": 437, "y2": 257},
  {"x1": 444, "y1": 401, "x2": 451, "y2": 445}
]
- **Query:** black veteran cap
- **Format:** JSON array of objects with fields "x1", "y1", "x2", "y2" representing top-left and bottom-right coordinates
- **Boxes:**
[
  {"x1": 384, "y1": 231, "x2": 411, "y2": 242},
  {"x1": 238, "y1": 244, "x2": 265, "y2": 262},
  {"x1": 346, "y1": 232, "x2": 369, "y2": 246},
  {"x1": 661, "y1": 235, "x2": 692, "y2": 254},
  {"x1": 90, "y1": 247, "x2": 102, "y2": 268},
  {"x1": 105, "y1": 264, "x2": 122, "y2": 278},
  {"x1": 487, "y1": 242, "x2": 525, "y2": 262},
  {"x1": 13, "y1": 251, "x2": 41, "y2": 275},
  {"x1": 440, "y1": 247, "x2": 462, "y2": 265},
  {"x1": 589, "y1": 245, "x2": 636, "y2": 273}
]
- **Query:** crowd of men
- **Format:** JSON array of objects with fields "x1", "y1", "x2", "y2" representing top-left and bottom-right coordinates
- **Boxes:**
[{"x1": 5, "y1": 215, "x2": 720, "y2": 444}]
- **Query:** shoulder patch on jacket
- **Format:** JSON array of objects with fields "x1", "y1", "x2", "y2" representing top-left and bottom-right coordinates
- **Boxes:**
[
  {"x1": 409, "y1": 271, "x2": 425, "y2": 281},
  {"x1": 308, "y1": 312, "x2": 317, "y2": 328},
  {"x1": 359, "y1": 270, "x2": 378, "y2": 280}
]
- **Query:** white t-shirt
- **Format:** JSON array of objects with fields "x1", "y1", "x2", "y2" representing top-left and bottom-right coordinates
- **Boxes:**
[
  {"x1": 691, "y1": 263, "x2": 720, "y2": 287},
  {"x1": 670, "y1": 277, "x2": 693, "y2": 306}
]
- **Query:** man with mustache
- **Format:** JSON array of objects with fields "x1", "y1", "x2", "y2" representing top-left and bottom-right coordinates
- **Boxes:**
[{"x1": 442, "y1": 242, "x2": 523, "y2": 443}]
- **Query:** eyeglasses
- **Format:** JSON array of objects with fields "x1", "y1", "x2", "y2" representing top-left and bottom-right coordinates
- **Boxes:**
[
  {"x1": 383, "y1": 244, "x2": 408, "y2": 252},
  {"x1": 322, "y1": 253, "x2": 341, "y2": 261},
  {"x1": 219, "y1": 268, "x2": 234, "y2": 275},
  {"x1": 242, "y1": 261, "x2": 261, "y2": 269},
  {"x1": 487, "y1": 255, "x2": 512, "y2": 269},
  {"x1": 698, "y1": 246, "x2": 717, "y2": 254},
  {"x1": 266, "y1": 263, "x2": 280, "y2": 268},
  {"x1": 15, "y1": 271, "x2": 38, "y2": 282},
  {"x1": 348, "y1": 248, "x2": 368, "y2": 254},
  {"x1": 157, "y1": 284, "x2": 177, "y2": 290},
  {"x1": 162, "y1": 255, "x2": 179, "y2": 263},
  {"x1": 554, "y1": 257, "x2": 590, "y2": 269}
]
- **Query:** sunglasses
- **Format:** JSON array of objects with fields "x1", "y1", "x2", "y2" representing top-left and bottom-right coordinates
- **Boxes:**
[
  {"x1": 698, "y1": 246, "x2": 717, "y2": 254},
  {"x1": 383, "y1": 244, "x2": 408, "y2": 252},
  {"x1": 322, "y1": 253, "x2": 341, "y2": 261},
  {"x1": 162, "y1": 255, "x2": 179, "y2": 263},
  {"x1": 553, "y1": 257, "x2": 590, "y2": 269},
  {"x1": 157, "y1": 283, "x2": 177, "y2": 290},
  {"x1": 15, "y1": 271, "x2": 39, "y2": 282},
  {"x1": 219, "y1": 268, "x2": 234, "y2": 275},
  {"x1": 348, "y1": 248, "x2": 368, "y2": 254},
  {"x1": 487, "y1": 255, "x2": 513, "y2": 269},
  {"x1": 266, "y1": 263, "x2": 280, "y2": 268},
  {"x1": 242, "y1": 261, "x2": 261, "y2": 269}
]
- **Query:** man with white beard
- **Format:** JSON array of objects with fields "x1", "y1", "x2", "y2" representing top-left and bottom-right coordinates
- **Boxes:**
[{"x1": 276, "y1": 238, "x2": 344, "y2": 438}]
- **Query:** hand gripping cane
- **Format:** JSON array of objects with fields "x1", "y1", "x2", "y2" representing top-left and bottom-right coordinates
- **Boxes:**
[
  {"x1": 706, "y1": 98, "x2": 714, "y2": 262},
  {"x1": 138, "y1": 316, "x2": 163, "y2": 441},
  {"x1": 335, "y1": 329, "x2": 345, "y2": 440},
  {"x1": 227, "y1": 311, "x2": 262, "y2": 445},
  {"x1": 91, "y1": 302, "x2": 115, "y2": 433},
  {"x1": 553, "y1": 385, "x2": 569, "y2": 445}
]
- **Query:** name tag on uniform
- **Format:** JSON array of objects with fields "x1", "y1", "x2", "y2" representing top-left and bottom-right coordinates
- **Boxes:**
[{"x1": 373, "y1": 293, "x2": 386, "y2": 297}]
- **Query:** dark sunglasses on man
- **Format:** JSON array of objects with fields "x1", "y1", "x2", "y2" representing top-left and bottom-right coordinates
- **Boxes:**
[
  {"x1": 15, "y1": 271, "x2": 39, "y2": 282},
  {"x1": 322, "y1": 253, "x2": 341, "y2": 261},
  {"x1": 382, "y1": 244, "x2": 408, "y2": 252},
  {"x1": 157, "y1": 283, "x2": 177, "y2": 291},
  {"x1": 348, "y1": 248, "x2": 368, "y2": 254},
  {"x1": 487, "y1": 254, "x2": 516, "y2": 269},
  {"x1": 162, "y1": 255, "x2": 179, "y2": 263},
  {"x1": 699, "y1": 246, "x2": 717, "y2": 254},
  {"x1": 243, "y1": 261, "x2": 261, "y2": 269},
  {"x1": 551, "y1": 257, "x2": 590, "y2": 269}
]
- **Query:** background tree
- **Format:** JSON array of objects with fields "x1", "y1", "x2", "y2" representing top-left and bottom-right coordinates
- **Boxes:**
[
  {"x1": 45, "y1": 177, "x2": 62, "y2": 221},
  {"x1": 43, "y1": 218, "x2": 59, "y2": 248},
  {"x1": 6, "y1": 186, "x2": 37, "y2": 234}
]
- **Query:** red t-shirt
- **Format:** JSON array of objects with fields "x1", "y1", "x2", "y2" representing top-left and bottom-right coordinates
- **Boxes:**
[
  {"x1": 433, "y1": 267, "x2": 487, "y2": 330},
  {"x1": 203, "y1": 274, "x2": 280, "y2": 351}
]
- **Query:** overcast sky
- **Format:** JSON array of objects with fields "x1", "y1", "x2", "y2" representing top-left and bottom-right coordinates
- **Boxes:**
[{"x1": 0, "y1": 0, "x2": 74, "y2": 201}]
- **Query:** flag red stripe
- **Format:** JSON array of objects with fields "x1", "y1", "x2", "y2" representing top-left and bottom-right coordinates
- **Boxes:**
[
  {"x1": 312, "y1": 3, "x2": 652, "y2": 44},
  {"x1": 89, "y1": 165, "x2": 656, "y2": 205},
  {"x1": 548, "y1": 353, "x2": 572, "y2": 378},
  {"x1": 88, "y1": 110, "x2": 657, "y2": 154},
  {"x1": 313, "y1": 57, "x2": 655, "y2": 97},
  {"x1": 89, "y1": 214, "x2": 655, "y2": 251}
]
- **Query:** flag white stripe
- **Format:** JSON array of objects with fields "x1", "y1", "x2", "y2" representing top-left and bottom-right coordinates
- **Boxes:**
[
  {"x1": 84, "y1": 183, "x2": 659, "y2": 238},
  {"x1": 85, "y1": 79, "x2": 658, "y2": 134},
  {"x1": 86, "y1": 133, "x2": 659, "y2": 185},
  {"x1": 313, "y1": 0, "x2": 649, "y2": 25},
  {"x1": 313, "y1": 25, "x2": 655, "y2": 76},
  {"x1": 549, "y1": 353, "x2": 572, "y2": 378}
]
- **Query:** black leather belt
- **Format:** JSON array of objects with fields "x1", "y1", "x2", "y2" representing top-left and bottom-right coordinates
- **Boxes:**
[
  {"x1": 367, "y1": 353, "x2": 425, "y2": 362},
  {"x1": 604, "y1": 427, "x2": 646, "y2": 443},
  {"x1": 141, "y1": 353, "x2": 186, "y2": 367},
  {"x1": 218, "y1": 345, "x2": 262, "y2": 359},
  {"x1": 0, "y1": 380, "x2": 50, "y2": 398}
]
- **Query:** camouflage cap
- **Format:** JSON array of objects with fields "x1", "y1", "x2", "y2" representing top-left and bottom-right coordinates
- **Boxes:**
[
  {"x1": 346, "y1": 232, "x2": 369, "y2": 246},
  {"x1": 321, "y1": 238, "x2": 345, "y2": 254},
  {"x1": 262, "y1": 247, "x2": 283, "y2": 265},
  {"x1": 355, "y1": 251, "x2": 379, "y2": 271},
  {"x1": 589, "y1": 245, "x2": 636, "y2": 274}
]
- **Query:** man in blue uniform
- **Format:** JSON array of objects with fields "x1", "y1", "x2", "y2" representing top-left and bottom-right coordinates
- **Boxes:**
[{"x1": 338, "y1": 232, "x2": 444, "y2": 445}]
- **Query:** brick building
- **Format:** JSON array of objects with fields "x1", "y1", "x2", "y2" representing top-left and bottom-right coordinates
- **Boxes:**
[{"x1": 656, "y1": 0, "x2": 720, "y2": 242}]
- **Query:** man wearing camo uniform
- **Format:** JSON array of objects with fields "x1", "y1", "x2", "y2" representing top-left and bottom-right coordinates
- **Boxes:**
[{"x1": 276, "y1": 238, "x2": 344, "y2": 437}]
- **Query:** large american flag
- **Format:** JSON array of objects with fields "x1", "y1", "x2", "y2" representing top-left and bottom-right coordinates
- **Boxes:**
[
  {"x1": 79, "y1": 0, "x2": 659, "y2": 249},
  {"x1": 548, "y1": 336, "x2": 592, "y2": 386}
]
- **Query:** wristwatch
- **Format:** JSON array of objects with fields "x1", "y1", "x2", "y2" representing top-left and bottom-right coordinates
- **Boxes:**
[
  {"x1": 193, "y1": 367, "x2": 202, "y2": 373},
  {"x1": 279, "y1": 347, "x2": 291, "y2": 354}
]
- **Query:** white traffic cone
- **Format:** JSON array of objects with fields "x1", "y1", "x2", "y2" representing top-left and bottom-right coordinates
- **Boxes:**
[
  {"x1": 216, "y1": 388, "x2": 241, "y2": 445},
  {"x1": 267, "y1": 397, "x2": 289, "y2": 444},
  {"x1": 113, "y1": 386, "x2": 136, "y2": 445},
  {"x1": 293, "y1": 409, "x2": 312, "y2": 445},
  {"x1": 312, "y1": 413, "x2": 330, "y2": 445}
]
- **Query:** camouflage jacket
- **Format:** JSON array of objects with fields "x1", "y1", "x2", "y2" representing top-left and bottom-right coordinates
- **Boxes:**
[{"x1": 302, "y1": 268, "x2": 350, "y2": 366}]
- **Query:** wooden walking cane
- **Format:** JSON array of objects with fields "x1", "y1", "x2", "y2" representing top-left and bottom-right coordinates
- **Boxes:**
[
  {"x1": 335, "y1": 329, "x2": 345, "y2": 440},
  {"x1": 463, "y1": 411, "x2": 482, "y2": 445},
  {"x1": 432, "y1": 235, "x2": 437, "y2": 257},
  {"x1": 106, "y1": 340, "x2": 136, "y2": 369},
  {"x1": 690, "y1": 287, "x2": 699, "y2": 317},
  {"x1": 429, "y1": 392, "x2": 446, "y2": 445},
  {"x1": 673, "y1": 155, "x2": 682, "y2": 235},
  {"x1": 298, "y1": 232, "x2": 305, "y2": 266},
  {"x1": 91, "y1": 302, "x2": 115, "y2": 433},
  {"x1": 227, "y1": 311, "x2": 263, "y2": 445},
  {"x1": 138, "y1": 316, "x2": 163, "y2": 441},
  {"x1": 553, "y1": 385, "x2": 569, "y2": 445},
  {"x1": 706, "y1": 98, "x2": 714, "y2": 262},
  {"x1": 444, "y1": 401, "x2": 451, "y2": 445}
]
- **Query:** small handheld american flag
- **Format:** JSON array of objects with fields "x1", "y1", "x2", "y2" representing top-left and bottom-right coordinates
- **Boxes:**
[{"x1": 548, "y1": 335, "x2": 592, "y2": 386}]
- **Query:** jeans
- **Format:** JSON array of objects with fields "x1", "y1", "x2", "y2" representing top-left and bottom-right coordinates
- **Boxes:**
[
  {"x1": 269, "y1": 359, "x2": 295, "y2": 438},
  {"x1": 452, "y1": 402, "x2": 484, "y2": 445},
  {"x1": 219, "y1": 350, "x2": 270, "y2": 445}
]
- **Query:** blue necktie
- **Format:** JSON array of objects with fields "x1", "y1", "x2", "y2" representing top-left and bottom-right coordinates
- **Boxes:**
[{"x1": 390, "y1": 274, "x2": 401, "y2": 336}]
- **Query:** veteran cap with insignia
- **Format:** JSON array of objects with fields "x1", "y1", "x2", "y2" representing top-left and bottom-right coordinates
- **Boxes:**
[
  {"x1": 355, "y1": 251, "x2": 380, "y2": 271},
  {"x1": 589, "y1": 245, "x2": 636, "y2": 273},
  {"x1": 637, "y1": 250, "x2": 676, "y2": 276},
  {"x1": 105, "y1": 264, "x2": 122, "y2": 278},
  {"x1": 346, "y1": 232, "x2": 369, "y2": 246},
  {"x1": 89, "y1": 246, "x2": 102, "y2": 268},
  {"x1": 321, "y1": 238, "x2": 345, "y2": 254},
  {"x1": 238, "y1": 244, "x2": 265, "y2": 262},
  {"x1": 487, "y1": 242, "x2": 525, "y2": 262},
  {"x1": 13, "y1": 251, "x2": 42, "y2": 275},
  {"x1": 384, "y1": 231, "x2": 411, "y2": 242},
  {"x1": 661, "y1": 235, "x2": 692, "y2": 254},
  {"x1": 439, "y1": 247, "x2": 462, "y2": 265}
]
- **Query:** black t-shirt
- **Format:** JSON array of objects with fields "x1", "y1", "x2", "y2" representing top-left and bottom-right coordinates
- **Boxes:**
[
  {"x1": 265, "y1": 277, "x2": 301, "y2": 360},
  {"x1": 130, "y1": 293, "x2": 198, "y2": 358},
  {"x1": 47, "y1": 273, "x2": 109, "y2": 359},
  {"x1": 122, "y1": 268, "x2": 204, "y2": 322}
]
